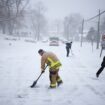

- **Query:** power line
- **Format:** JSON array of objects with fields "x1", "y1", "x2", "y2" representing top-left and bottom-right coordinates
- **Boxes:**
[{"x1": 85, "y1": 10, "x2": 105, "y2": 22}]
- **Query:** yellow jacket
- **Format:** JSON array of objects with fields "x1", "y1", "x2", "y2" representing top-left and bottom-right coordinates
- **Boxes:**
[{"x1": 41, "y1": 52, "x2": 61, "y2": 71}]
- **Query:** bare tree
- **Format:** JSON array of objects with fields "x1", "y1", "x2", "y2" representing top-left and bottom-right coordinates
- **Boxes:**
[
  {"x1": 30, "y1": 2, "x2": 47, "y2": 41},
  {"x1": 86, "y1": 27, "x2": 97, "y2": 51},
  {"x1": 63, "y1": 16, "x2": 70, "y2": 40},
  {"x1": 0, "y1": 0, "x2": 29, "y2": 35},
  {"x1": 63, "y1": 14, "x2": 82, "y2": 41},
  {"x1": 100, "y1": 16, "x2": 105, "y2": 34}
]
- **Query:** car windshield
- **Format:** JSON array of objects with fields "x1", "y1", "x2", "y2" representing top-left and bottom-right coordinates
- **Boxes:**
[{"x1": 49, "y1": 37, "x2": 59, "y2": 41}]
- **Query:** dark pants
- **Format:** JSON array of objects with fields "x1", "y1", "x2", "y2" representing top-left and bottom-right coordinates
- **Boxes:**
[
  {"x1": 96, "y1": 66, "x2": 105, "y2": 77},
  {"x1": 66, "y1": 47, "x2": 70, "y2": 57},
  {"x1": 96, "y1": 56, "x2": 105, "y2": 77}
]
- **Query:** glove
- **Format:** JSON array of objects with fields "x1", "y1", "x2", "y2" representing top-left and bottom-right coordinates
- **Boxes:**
[{"x1": 41, "y1": 70, "x2": 45, "y2": 73}]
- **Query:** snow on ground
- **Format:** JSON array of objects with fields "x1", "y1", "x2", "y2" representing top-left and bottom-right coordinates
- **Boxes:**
[{"x1": 0, "y1": 36, "x2": 105, "y2": 105}]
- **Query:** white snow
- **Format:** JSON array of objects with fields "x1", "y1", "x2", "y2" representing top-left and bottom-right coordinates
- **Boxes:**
[{"x1": 0, "y1": 36, "x2": 105, "y2": 105}]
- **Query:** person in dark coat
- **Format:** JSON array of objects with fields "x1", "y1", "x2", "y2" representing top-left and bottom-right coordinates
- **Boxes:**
[
  {"x1": 66, "y1": 41, "x2": 72, "y2": 57},
  {"x1": 96, "y1": 56, "x2": 105, "y2": 78}
]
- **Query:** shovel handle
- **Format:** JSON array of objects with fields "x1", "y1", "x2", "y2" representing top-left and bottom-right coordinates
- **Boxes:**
[{"x1": 30, "y1": 65, "x2": 48, "y2": 88}]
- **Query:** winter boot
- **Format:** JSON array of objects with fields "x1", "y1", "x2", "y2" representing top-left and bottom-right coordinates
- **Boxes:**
[
  {"x1": 48, "y1": 86, "x2": 56, "y2": 89},
  {"x1": 57, "y1": 80, "x2": 63, "y2": 87}
]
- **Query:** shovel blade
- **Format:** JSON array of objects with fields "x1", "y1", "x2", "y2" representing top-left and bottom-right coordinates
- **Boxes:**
[{"x1": 30, "y1": 81, "x2": 37, "y2": 88}]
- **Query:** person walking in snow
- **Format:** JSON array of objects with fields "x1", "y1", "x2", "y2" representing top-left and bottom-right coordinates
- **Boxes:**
[
  {"x1": 66, "y1": 41, "x2": 72, "y2": 57},
  {"x1": 38, "y1": 49, "x2": 63, "y2": 88},
  {"x1": 96, "y1": 56, "x2": 105, "y2": 78}
]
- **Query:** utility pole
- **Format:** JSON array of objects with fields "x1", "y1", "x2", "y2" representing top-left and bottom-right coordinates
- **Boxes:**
[
  {"x1": 81, "y1": 19, "x2": 84, "y2": 47},
  {"x1": 96, "y1": 9, "x2": 101, "y2": 49}
]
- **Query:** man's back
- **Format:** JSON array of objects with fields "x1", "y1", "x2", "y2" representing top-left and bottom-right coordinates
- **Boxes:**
[
  {"x1": 42, "y1": 52, "x2": 59, "y2": 62},
  {"x1": 66, "y1": 42, "x2": 72, "y2": 48}
]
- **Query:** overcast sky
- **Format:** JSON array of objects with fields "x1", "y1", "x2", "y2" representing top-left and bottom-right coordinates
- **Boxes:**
[{"x1": 30, "y1": 0, "x2": 105, "y2": 20}]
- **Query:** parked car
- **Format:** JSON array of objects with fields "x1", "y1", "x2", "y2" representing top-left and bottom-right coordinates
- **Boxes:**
[
  {"x1": 42, "y1": 38, "x2": 48, "y2": 43},
  {"x1": 49, "y1": 37, "x2": 59, "y2": 46}
]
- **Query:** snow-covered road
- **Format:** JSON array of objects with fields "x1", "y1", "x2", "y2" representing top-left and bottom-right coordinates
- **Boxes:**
[{"x1": 0, "y1": 39, "x2": 105, "y2": 105}]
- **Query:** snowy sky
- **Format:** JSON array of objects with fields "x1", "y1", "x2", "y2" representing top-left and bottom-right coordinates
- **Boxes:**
[{"x1": 30, "y1": 0, "x2": 105, "y2": 20}]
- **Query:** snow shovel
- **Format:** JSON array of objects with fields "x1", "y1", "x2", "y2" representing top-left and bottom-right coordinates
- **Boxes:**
[{"x1": 30, "y1": 65, "x2": 48, "y2": 88}]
